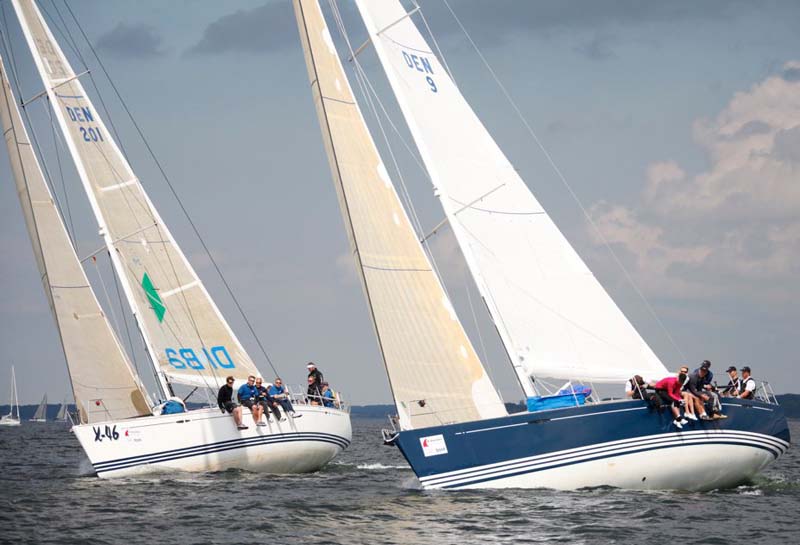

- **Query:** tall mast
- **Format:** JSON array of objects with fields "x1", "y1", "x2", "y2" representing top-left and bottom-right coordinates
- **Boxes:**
[{"x1": 10, "y1": 0, "x2": 169, "y2": 397}]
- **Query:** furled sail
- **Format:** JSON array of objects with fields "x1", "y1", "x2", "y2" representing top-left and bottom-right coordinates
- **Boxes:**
[
  {"x1": 293, "y1": 0, "x2": 506, "y2": 429},
  {"x1": 11, "y1": 0, "x2": 261, "y2": 390},
  {"x1": 355, "y1": 0, "x2": 669, "y2": 385},
  {"x1": 1, "y1": 56, "x2": 150, "y2": 423}
]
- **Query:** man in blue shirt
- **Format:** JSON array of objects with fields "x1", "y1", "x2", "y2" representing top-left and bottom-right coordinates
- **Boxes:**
[
  {"x1": 321, "y1": 382, "x2": 336, "y2": 408},
  {"x1": 255, "y1": 377, "x2": 281, "y2": 423},
  {"x1": 237, "y1": 375, "x2": 265, "y2": 426},
  {"x1": 268, "y1": 377, "x2": 302, "y2": 419}
]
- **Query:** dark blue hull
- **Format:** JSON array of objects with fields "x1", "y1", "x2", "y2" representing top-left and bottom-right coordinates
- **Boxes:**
[{"x1": 395, "y1": 398, "x2": 790, "y2": 490}]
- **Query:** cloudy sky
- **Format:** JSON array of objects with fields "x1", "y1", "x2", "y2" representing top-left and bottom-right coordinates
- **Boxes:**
[{"x1": 0, "y1": 0, "x2": 797, "y2": 405}]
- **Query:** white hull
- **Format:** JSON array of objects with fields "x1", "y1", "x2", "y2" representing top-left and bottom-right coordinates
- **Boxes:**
[
  {"x1": 28, "y1": 418, "x2": 46, "y2": 423},
  {"x1": 421, "y1": 436, "x2": 788, "y2": 491},
  {"x1": 0, "y1": 417, "x2": 21, "y2": 426},
  {"x1": 73, "y1": 404, "x2": 351, "y2": 478}
]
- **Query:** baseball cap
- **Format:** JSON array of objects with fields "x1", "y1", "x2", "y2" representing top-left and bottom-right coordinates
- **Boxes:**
[
  {"x1": 725, "y1": 366, "x2": 736, "y2": 373},
  {"x1": 700, "y1": 360, "x2": 711, "y2": 369},
  {"x1": 306, "y1": 362, "x2": 316, "y2": 369},
  {"x1": 741, "y1": 366, "x2": 751, "y2": 373}
]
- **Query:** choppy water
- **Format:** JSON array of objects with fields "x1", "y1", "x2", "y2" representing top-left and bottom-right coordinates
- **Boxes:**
[{"x1": 0, "y1": 418, "x2": 798, "y2": 545}]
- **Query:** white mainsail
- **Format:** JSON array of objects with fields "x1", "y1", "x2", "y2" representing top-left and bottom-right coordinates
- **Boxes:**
[
  {"x1": 0, "y1": 366, "x2": 21, "y2": 424},
  {"x1": 355, "y1": 0, "x2": 669, "y2": 387},
  {"x1": 293, "y1": 0, "x2": 506, "y2": 429},
  {"x1": 1, "y1": 57, "x2": 150, "y2": 423},
  {"x1": 11, "y1": 0, "x2": 261, "y2": 391},
  {"x1": 31, "y1": 393, "x2": 47, "y2": 421}
]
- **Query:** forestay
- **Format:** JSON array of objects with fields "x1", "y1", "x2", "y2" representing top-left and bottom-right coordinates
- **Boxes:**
[
  {"x1": 355, "y1": 0, "x2": 669, "y2": 385},
  {"x1": 12, "y1": 0, "x2": 260, "y2": 390},
  {"x1": 293, "y1": 0, "x2": 506, "y2": 429},
  {"x1": 1, "y1": 57, "x2": 150, "y2": 423}
]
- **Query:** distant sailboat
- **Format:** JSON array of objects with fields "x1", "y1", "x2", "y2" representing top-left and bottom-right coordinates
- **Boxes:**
[
  {"x1": 0, "y1": 366, "x2": 21, "y2": 426},
  {"x1": 56, "y1": 400, "x2": 68, "y2": 422},
  {"x1": 30, "y1": 393, "x2": 47, "y2": 422},
  {"x1": 294, "y1": 0, "x2": 790, "y2": 490},
  {"x1": 2, "y1": 0, "x2": 350, "y2": 477}
]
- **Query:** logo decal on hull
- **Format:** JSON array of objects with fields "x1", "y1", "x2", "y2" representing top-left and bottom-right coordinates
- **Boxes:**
[{"x1": 420, "y1": 434, "x2": 448, "y2": 457}]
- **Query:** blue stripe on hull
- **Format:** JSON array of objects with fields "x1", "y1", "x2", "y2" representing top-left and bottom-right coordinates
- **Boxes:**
[
  {"x1": 94, "y1": 432, "x2": 351, "y2": 474},
  {"x1": 395, "y1": 398, "x2": 790, "y2": 489}
]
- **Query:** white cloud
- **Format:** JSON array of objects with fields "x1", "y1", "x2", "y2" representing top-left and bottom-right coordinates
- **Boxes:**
[{"x1": 591, "y1": 61, "x2": 800, "y2": 304}]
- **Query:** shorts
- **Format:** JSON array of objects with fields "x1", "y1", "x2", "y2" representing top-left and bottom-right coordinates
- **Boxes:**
[
  {"x1": 241, "y1": 399, "x2": 256, "y2": 409},
  {"x1": 222, "y1": 402, "x2": 238, "y2": 414}
]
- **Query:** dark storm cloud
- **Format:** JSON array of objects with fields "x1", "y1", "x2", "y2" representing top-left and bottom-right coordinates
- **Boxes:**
[
  {"x1": 184, "y1": 2, "x2": 295, "y2": 56},
  {"x1": 95, "y1": 23, "x2": 164, "y2": 59}
]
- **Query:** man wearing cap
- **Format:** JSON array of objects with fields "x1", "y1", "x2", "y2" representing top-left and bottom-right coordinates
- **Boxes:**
[
  {"x1": 739, "y1": 366, "x2": 756, "y2": 399},
  {"x1": 307, "y1": 362, "x2": 323, "y2": 390},
  {"x1": 722, "y1": 366, "x2": 742, "y2": 397},
  {"x1": 693, "y1": 360, "x2": 715, "y2": 392}
]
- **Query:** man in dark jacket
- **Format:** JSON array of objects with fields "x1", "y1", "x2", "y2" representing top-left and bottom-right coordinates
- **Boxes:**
[
  {"x1": 722, "y1": 366, "x2": 742, "y2": 396},
  {"x1": 307, "y1": 362, "x2": 323, "y2": 389},
  {"x1": 687, "y1": 367, "x2": 724, "y2": 420},
  {"x1": 217, "y1": 376, "x2": 247, "y2": 430}
]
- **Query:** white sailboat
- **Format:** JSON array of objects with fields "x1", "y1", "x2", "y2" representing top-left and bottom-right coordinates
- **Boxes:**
[
  {"x1": 56, "y1": 400, "x2": 68, "y2": 422},
  {"x1": 294, "y1": 0, "x2": 789, "y2": 490},
  {"x1": 30, "y1": 393, "x2": 47, "y2": 422},
  {"x1": 2, "y1": 0, "x2": 350, "y2": 477},
  {"x1": 0, "y1": 366, "x2": 21, "y2": 426}
]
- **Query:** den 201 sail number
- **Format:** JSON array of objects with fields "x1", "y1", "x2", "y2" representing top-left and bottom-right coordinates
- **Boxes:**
[
  {"x1": 93, "y1": 425, "x2": 119, "y2": 442},
  {"x1": 65, "y1": 105, "x2": 105, "y2": 143}
]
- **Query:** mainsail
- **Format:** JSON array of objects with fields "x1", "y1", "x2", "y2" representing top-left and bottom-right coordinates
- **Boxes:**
[
  {"x1": 1, "y1": 56, "x2": 150, "y2": 423},
  {"x1": 355, "y1": 0, "x2": 669, "y2": 386},
  {"x1": 293, "y1": 0, "x2": 506, "y2": 429},
  {"x1": 32, "y1": 394, "x2": 47, "y2": 420},
  {"x1": 11, "y1": 0, "x2": 261, "y2": 391}
]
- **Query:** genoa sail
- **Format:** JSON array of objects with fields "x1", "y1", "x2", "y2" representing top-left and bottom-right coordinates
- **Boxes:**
[
  {"x1": 11, "y1": 0, "x2": 261, "y2": 391},
  {"x1": 1, "y1": 56, "x2": 150, "y2": 423},
  {"x1": 354, "y1": 0, "x2": 669, "y2": 385},
  {"x1": 31, "y1": 394, "x2": 47, "y2": 421},
  {"x1": 293, "y1": 0, "x2": 506, "y2": 429}
]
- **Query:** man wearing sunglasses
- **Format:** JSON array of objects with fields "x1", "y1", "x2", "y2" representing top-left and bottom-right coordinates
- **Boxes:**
[
  {"x1": 217, "y1": 375, "x2": 247, "y2": 430},
  {"x1": 268, "y1": 378, "x2": 302, "y2": 419}
]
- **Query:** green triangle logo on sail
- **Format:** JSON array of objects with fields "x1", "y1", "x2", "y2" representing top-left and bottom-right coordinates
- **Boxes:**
[{"x1": 141, "y1": 272, "x2": 165, "y2": 322}]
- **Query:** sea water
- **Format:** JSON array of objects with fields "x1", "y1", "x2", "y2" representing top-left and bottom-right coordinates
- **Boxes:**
[{"x1": 0, "y1": 418, "x2": 797, "y2": 544}]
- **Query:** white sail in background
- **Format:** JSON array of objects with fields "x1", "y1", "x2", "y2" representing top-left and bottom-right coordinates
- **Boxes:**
[
  {"x1": 0, "y1": 366, "x2": 21, "y2": 425},
  {"x1": 31, "y1": 394, "x2": 47, "y2": 421},
  {"x1": 355, "y1": 0, "x2": 669, "y2": 385},
  {"x1": 293, "y1": 0, "x2": 506, "y2": 429},
  {"x1": 11, "y1": 0, "x2": 261, "y2": 391},
  {"x1": 56, "y1": 401, "x2": 67, "y2": 421},
  {"x1": 1, "y1": 57, "x2": 150, "y2": 423}
]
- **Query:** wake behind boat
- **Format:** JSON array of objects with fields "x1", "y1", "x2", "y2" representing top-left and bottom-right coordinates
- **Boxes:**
[
  {"x1": 293, "y1": 0, "x2": 789, "y2": 490},
  {"x1": 1, "y1": 0, "x2": 350, "y2": 477}
]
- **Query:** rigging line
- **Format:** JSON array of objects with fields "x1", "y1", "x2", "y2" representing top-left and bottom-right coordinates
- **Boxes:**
[
  {"x1": 60, "y1": 2, "x2": 279, "y2": 378},
  {"x1": 463, "y1": 265, "x2": 490, "y2": 375},
  {"x1": 55, "y1": 0, "x2": 129, "y2": 159},
  {"x1": 0, "y1": 24, "x2": 71, "y2": 241},
  {"x1": 328, "y1": 0, "x2": 454, "y2": 301},
  {"x1": 110, "y1": 251, "x2": 141, "y2": 377},
  {"x1": 45, "y1": 97, "x2": 76, "y2": 246},
  {"x1": 412, "y1": 1, "x2": 455, "y2": 84},
  {"x1": 90, "y1": 252, "x2": 125, "y2": 347},
  {"x1": 441, "y1": 0, "x2": 687, "y2": 363}
]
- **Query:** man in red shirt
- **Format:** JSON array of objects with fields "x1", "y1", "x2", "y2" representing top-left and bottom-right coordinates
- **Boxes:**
[{"x1": 655, "y1": 373, "x2": 688, "y2": 429}]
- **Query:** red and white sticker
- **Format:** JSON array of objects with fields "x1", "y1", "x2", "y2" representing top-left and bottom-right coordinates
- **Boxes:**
[{"x1": 419, "y1": 434, "x2": 448, "y2": 457}]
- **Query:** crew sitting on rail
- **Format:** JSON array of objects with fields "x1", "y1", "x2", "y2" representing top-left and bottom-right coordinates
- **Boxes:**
[
  {"x1": 686, "y1": 366, "x2": 725, "y2": 420},
  {"x1": 237, "y1": 375, "x2": 266, "y2": 427},
  {"x1": 255, "y1": 377, "x2": 283, "y2": 422},
  {"x1": 654, "y1": 372, "x2": 688, "y2": 429},
  {"x1": 677, "y1": 365, "x2": 700, "y2": 421},
  {"x1": 269, "y1": 377, "x2": 301, "y2": 418},
  {"x1": 217, "y1": 375, "x2": 247, "y2": 430}
]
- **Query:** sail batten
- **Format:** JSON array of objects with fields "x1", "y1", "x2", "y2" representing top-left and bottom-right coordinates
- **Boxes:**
[
  {"x1": 1, "y1": 55, "x2": 151, "y2": 424},
  {"x1": 355, "y1": 0, "x2": 670, "y2": 386},
  {"x1": 11, "y1": 0, "x2": 261, "y2": 392},
  {"x1": 293, "y1": 0, "x2": 506, "y2": 430}
]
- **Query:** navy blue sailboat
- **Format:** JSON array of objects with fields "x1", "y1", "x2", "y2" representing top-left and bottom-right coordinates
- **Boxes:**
[{"x1": 294, "y1": 0, "x2": 790, "y2": 490}]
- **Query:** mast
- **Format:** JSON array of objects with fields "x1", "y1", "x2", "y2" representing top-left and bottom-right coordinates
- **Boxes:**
[
  {"x1": 293, "y1": 0, "x2": 506, "y2": 429},
  {"x1": 10, "y1": 0, "x2": 262, "y2": 395},
  {"x1": 10, "y1": 0, "x2": 169, "y2": 397}
]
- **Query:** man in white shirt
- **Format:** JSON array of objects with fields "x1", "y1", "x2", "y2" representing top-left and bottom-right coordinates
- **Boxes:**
[{"x1": 739, "y1": 366, "x2": 756, "y2": 399}]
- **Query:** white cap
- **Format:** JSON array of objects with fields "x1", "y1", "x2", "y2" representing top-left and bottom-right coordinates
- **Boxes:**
[{"x1": 307, "y1": 363, "x2": 315, "y2": 369}]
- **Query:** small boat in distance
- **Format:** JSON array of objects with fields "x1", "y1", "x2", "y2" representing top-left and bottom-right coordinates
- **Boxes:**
[
  {"x1": 0, "y1": 366, "x2": 21, "y2": 426},
  {"x1": 29, "y1": 393, "x2": 47, "y2": 422},
  {"x1": 1, "y1": 0, "x2": 350, "y2": 477},
  {"x1": 293, "y1": 0, "x2": 789, "y2": 490},
  {"x1": 55, "y1": 400, "x2": 69, "y2": 422}
]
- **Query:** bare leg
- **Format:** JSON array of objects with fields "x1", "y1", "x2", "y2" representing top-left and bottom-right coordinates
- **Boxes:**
[{"x1": 234, "y1": 406, "x2": 243, "y2": 427}]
